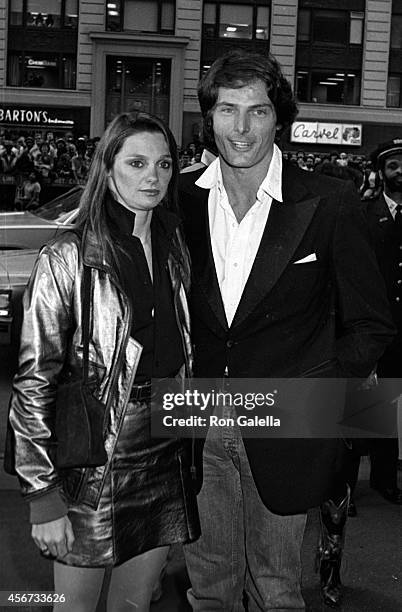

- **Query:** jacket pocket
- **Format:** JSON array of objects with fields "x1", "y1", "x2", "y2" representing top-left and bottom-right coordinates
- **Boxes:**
[{"x1": 61, "y1": 467, "x2": 88, "y2": 503}]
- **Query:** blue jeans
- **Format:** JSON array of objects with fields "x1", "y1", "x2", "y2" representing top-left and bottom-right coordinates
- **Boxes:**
[{"x1": 184, "y1": 406, "x2": 307, "y2": 611}]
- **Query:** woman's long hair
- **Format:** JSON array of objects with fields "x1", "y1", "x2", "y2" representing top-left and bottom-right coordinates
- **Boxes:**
[{"x1": 75, "y1": 111, "x2": 180, "y2": 268}]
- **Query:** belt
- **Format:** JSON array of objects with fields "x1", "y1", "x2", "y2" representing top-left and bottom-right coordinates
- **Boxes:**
[{"x1": 129, "y1": 381, "x2": 152, "y2": 401}]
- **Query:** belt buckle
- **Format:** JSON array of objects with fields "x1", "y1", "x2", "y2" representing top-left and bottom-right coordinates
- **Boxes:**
[{"x1": 131, "y1": 381, "x2": 151, "y2": 402}]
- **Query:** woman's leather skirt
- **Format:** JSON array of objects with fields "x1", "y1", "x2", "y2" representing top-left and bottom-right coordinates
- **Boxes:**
[{"x1": 57, "y1": 395, "x2": 200, "y2": 567}]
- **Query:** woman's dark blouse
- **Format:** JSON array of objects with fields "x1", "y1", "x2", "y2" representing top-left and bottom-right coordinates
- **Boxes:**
[{"x1": 105, "y1": 196, "x2": 184, "y2": 383}]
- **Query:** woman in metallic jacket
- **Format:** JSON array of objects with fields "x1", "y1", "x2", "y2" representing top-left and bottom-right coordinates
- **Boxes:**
[{"x1": 8, "y1": 111, "x2": 200, "y2": 611}]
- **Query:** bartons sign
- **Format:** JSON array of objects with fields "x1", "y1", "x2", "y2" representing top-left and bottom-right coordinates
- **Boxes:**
[
  {"x1": 291, "y1": 121, "x2": 362, "y2": 146},
  {"x1": 0, "y1": 106, "x2": 74, "y2": 127}
]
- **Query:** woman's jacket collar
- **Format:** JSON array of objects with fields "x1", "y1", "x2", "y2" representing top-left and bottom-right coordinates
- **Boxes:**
[{"x1": 80, "y1": 202, "x2": 182, "y2": 274}]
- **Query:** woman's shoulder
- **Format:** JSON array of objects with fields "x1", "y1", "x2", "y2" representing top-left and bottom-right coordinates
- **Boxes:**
[{"x1": 39, "y1": 229, "x2": 83, "y2": 273}]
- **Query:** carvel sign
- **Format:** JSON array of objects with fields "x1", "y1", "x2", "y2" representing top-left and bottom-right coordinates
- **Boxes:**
[{"x1": 291, "y1": 121, "x2": 362, "y2": 146}]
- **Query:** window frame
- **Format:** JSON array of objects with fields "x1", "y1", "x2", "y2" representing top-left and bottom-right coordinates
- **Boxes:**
[
  {"x1": 387, "y1": 1, "x2": 402, "y2": 106},
  {"x1": 202, "y1": 1, "x2": 271, "y2": 42},
  {"x1": 296, "y1": 7, "x2": 364, "y2": 47},
  {"x1": 390, "y1": 13, "x2": 402, "y2": 49},
  {"x1": 295, "y1": 68, "x2": 361, "y2": 106},
  {"x1": 387, "y1": 74, "x2": 402, "y2": 107},
  {"x1": 106, "y1": 0, "x2": 176, "y2": 34},
  {"x1": 8, "y1": 0, "x2": 79, "y2": 29},
  {"x1": 7, "y1": 49, "x2": 77, "y2": 89}
]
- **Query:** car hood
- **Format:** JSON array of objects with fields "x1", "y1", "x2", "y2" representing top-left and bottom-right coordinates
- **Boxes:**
[
  {"x1": 0, "y1": 210, "x2": 55, "y2": 228},
  {"x1": 0, "y1": 249, "x2": 38, "y2": 286}
]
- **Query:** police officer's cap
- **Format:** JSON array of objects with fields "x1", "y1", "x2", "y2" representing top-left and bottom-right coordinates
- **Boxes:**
[{"x1": 371, "y1": 138, "x2": 402, "y2": 167}]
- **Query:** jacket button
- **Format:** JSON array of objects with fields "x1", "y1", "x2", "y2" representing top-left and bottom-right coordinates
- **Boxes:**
[
  {"x1": 226, "y1": 340, "x2": 234, "y2": 348},
  {"x1": 396, "y1": 297, "x2": 401, "y2": 302}
]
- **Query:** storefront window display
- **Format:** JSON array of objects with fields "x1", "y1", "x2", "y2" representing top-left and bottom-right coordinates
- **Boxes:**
[{"x1": 7, "y1": 52, "x2": 76, "y2": 89}]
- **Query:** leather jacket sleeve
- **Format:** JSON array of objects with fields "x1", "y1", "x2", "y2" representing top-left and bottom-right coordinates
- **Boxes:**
[{"x1": 9, "y1": 243, "x2": 78, "y2": 501}]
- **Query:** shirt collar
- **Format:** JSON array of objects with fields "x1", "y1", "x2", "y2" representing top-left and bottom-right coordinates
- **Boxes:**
[
  {"x1": 195, "y1": 143, "x2": 283, "y2": 203},
  {"x1": 258, "y1": 144, "x2": 283, "y2": 203},
  {"x1": 201, "y1": 148, "x2": 217, "y2": 166},
  {"x1": 105, "y1": 193, "x2": 180, "y2": 238},
  {"x1": 383, "y1": 192, "x2": 401, "y2": 217},
  {"x1": 106, "y1": 192, "x2": 136, "y2": 236}
]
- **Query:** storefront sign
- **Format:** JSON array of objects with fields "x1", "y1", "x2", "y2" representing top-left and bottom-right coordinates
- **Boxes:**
[
  {"x1": 27, "y1": 59, "x2": 58, "y2": 68},
  {"x1": 0, "y1": 106, "x2": 74, "y2": 127},
  {"x1": 291, "y1": 122, "x2": 362, "y2": 146}
]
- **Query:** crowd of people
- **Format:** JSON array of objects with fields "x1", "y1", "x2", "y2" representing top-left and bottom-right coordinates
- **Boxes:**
[
  {"x1": 0, "y1": 132, "x2": 98, "y2": 209},
  {"x1": 0, "y1": 129, "x2": 383, "y2": 211},
  {"x1": 179, "y1": 143, "x2": 383, "y2": 200}
]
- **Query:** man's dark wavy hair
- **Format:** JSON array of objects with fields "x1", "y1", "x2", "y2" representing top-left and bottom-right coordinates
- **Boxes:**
[{"x1": 198, "y1": 49, "x2": 298, "y2": 151}]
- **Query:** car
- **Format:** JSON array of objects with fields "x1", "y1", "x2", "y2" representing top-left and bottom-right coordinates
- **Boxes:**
[
  {"x1": 0, "y1": 248, "x2": 39, "y2": 346},
  {"x1": 0, "y1": 248, "x2": 39, "y2": 477},
  {"x1": 0, "y1": 187, "x2": 83, "y2": 465},
  {"x1": 0, "y1": 185, "x2": 83, "y2": 250},
  {"x1": 0, "y1": 185, "x2": 83, "y2": 350}
]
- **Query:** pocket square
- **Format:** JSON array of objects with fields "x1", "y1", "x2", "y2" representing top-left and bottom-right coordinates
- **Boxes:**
[{"x1": 294, "y1": 253, "x2": 317, "y2": 264}]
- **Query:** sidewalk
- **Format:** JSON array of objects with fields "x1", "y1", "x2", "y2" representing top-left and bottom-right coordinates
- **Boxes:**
[{"x1": 0, "y1": 461, "x2": 401, "y2": 612}]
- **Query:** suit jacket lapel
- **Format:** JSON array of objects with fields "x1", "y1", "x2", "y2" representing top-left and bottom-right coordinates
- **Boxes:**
[
  {"x1": 231, "y1": 165, "x2": 320, "y2": 328},
  {"x1": 185, "y1": 182, "x2": 228, "y2": 330},
  {"x1": 198, "y1": 206, "x2": 228, "y2": 331}
]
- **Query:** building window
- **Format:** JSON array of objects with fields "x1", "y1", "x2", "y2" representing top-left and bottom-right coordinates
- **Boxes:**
[
  {"x1": 219, "y1": 5, "x2": 253, "y2": 40},
  {"x1": 256, "y1": 6, "x2": 269, "y2": 40},
  {"x1": 8, "y1": 0, "x2": 78, "y2": 28},
  {"x1": 297, "y1": 9, "x2": 310, "y2": 42},
  {"x1": 296, "y1": 70, "x2": 361, "y2": 105},
  {"x1": 350, "y1": 12, "x2": 364, "y2": 45},
  {"x1": 203, "y1": 2, "x2": 270, "y2": 41},
  {"x1": 296, "y1": 4, "x2": 363, "y2": 106},
  {"x1": 391, "y1": 14, "x2": 402, "y2": 49},
  {"x1": 203, "y1": 3, "x2": 216, "y2": 37},
  {"x1": 106, "y1": 0, "x2": 175, "y2": 34},
  {"x1": 106, "y1": 0, "x2": 121, "y2": 30},
  {"x1": 7, "y1": 51, "x2": 76, "y2": 89},
  {"x1": 64, "y1": 0, "x2": 78, "y2": 28},
  {"x1": 297, "y1": 8, "x2": 364, "y2": 46},
  {"x1": 387, "y1": 1, "x2": 402, "y2": 106},
  {"x1": 312, "y1": 10, "x2": 348, "y2": 46},
  {"x1": 387, "y1": 75, "x2": 401, "y2": 107},
  {"x1": 9, "y1": 0, "x2": 23, "y2": 25}
]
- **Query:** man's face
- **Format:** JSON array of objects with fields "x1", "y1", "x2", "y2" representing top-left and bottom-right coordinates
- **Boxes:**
[
  {"x1": 381, "y1": 153, "x2": 402, "y2": 193},
  {"x1": 211, "y1": 80, "x2": 278, "y2": 171}
]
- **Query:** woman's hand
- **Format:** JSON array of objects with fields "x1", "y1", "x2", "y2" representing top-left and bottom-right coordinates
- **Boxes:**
[{"x1": 32, "y1": 516, "x2": 75, "y2": 559}]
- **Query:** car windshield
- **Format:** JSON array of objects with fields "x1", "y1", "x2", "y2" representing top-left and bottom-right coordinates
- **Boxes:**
[{"x1": 32, "y1": 186, "x2": 83, "y2": 222}]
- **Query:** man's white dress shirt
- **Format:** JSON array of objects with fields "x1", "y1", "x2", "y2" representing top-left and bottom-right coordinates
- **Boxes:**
[
  {"x1": 383, "y1": 192, "x2": 401, "y2": 219},
  {"x1": 196, "y1": 143, "x2": 283, "y2": 326}
]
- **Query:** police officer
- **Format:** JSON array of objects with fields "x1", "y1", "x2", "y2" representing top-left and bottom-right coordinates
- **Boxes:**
[{"x1": 364, "y1": 138, "x2": 402, "y2": 505}]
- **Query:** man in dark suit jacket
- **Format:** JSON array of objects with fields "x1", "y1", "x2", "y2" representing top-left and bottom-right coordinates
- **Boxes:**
[
  {"x1": 363, "y1": 139, "x2": 402, "y2": 505},
  {"x1": 179, "y1": 50, "x2": 394, "y2": 611}
]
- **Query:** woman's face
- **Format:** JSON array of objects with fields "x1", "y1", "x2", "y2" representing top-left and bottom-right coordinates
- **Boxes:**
[{"x1": 108, "y1": 131, "x2": 172, "y2": 213}]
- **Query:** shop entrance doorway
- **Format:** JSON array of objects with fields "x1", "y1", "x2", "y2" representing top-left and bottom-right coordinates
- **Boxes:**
[{"x1": 105, "y1": 56, "x2": 171, "y2": 125}]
